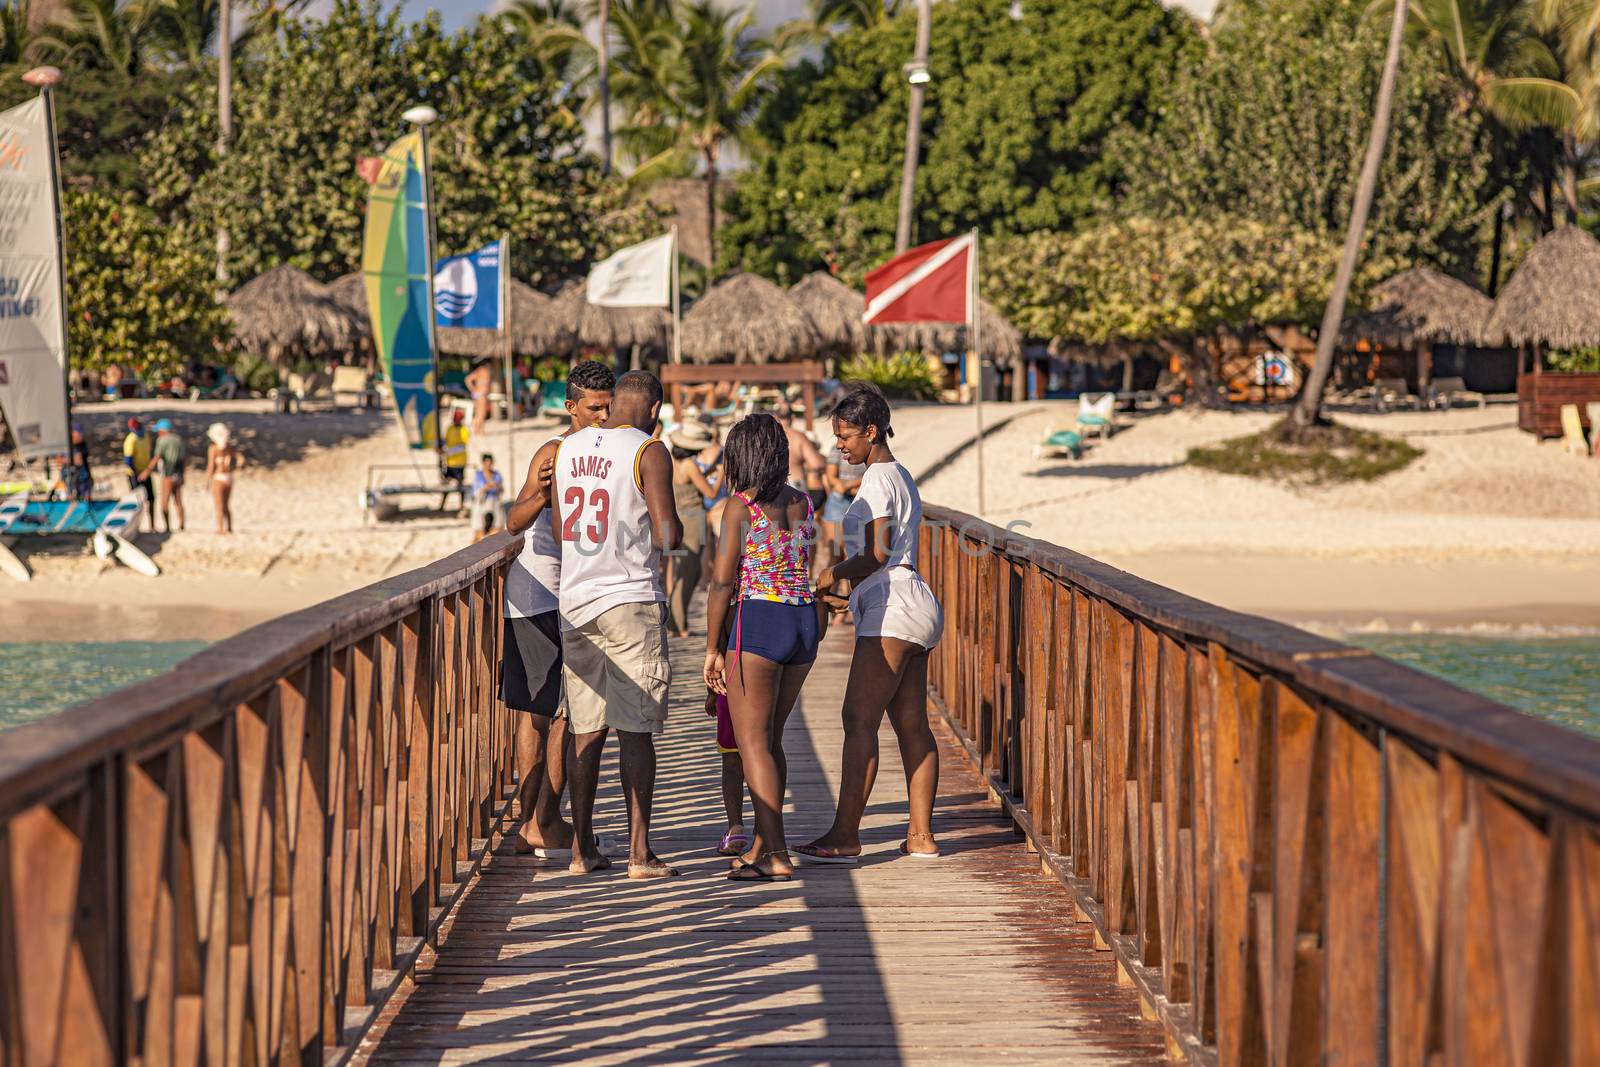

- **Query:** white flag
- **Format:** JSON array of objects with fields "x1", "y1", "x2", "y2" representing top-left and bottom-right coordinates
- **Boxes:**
[
  {"x1": 0, "y1": 97, "x2": 69, "y2": 462},
  {"x1": 586, "y1": 233, "x2": 673, "y2": 308}
]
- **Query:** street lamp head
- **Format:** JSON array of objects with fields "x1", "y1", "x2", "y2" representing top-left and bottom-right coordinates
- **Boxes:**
[
  {"x1": 402, "y1": 105, "x2": 438, "y2": 126},
  {"x1": 1008, "y1": 1, "x2": 1024, "y2": 20},
  {"x1": 21, "y1": 66, "x2": 62, "y2": 88},
  {"x1": 905, "y1": 63, "x2": 931, "y2": 85}
]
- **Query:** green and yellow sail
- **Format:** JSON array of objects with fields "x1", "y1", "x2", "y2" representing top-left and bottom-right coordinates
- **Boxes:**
[{"x1": 362, "y1": 132, "x2": 439, "y2": 453}]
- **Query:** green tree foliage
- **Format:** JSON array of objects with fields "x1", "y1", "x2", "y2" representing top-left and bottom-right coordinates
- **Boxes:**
[
  {"x1": 721, "y1": 0, "x2": 1196, "y2": 284},
  {"x1": 1111, "y1": 0, "x2": 1500, "y2": 287},
  {"x1": 987, "y1": 216, "x2": 1337, "y2": 346},
  {"x1": 64, "y1": 189, "x2": 231, "y2": 379},
  {"x1": 141, "y1": 0, "x2": 636, "y2": 287}
]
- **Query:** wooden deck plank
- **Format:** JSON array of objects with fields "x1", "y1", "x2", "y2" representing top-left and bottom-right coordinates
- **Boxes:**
[{"x1": 355, "y1": 610, "x2": 1168, "y2": 1066}]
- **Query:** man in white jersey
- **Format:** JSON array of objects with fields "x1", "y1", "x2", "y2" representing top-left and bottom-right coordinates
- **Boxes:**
[
  {"x1": 504, "y1": 360, "x2": 615, "y2": 857},
  {"x1": 553, "y1": 371, "x2": 682, "y2": 877}
]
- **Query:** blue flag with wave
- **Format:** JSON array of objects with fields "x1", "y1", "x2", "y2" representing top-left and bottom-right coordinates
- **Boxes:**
[{"x1": 434, "y1": 241, "x2": 503, "y2": 330}]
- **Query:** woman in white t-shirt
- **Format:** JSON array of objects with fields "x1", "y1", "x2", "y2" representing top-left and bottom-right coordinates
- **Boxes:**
[{"x1": 798, "y1": 383, "x2": 946, "y2": 864}]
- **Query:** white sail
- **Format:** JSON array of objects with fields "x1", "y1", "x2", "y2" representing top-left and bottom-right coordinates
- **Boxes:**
[{"x1": 0, "y1": 96, "x2": 67, "y2": 463}]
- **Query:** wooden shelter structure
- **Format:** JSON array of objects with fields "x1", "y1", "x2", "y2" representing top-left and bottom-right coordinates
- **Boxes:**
[
  {"x1": 1343, "y1": 266, "x2": 1504, "y2": 398},
  {"x1": 1483, "y1": 225, "x2": 1600, "y2": 438},
  {"x1": 225, "y1": 265, "x2": 362, "y2": 364},
  {"x1": 875, "y1": 299, "x2": 1027, "y2": 399},
  {"x1": 681, "y1": 271, "x2": 821, "y2": 363},
  {"x1": 788, "y1": 271, "x2": 868, "y2": 353},
  {"x1": 329, "y1": 274, "x2": 576, "y2": 359},
  {"x1": 553, "y1": 279, "x2": 672, "y2": 353}
]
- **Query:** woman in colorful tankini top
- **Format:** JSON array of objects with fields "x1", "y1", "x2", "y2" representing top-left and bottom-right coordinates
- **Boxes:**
[{"x1": 704, "y1": 413, "x2": 824, "y2": 882}]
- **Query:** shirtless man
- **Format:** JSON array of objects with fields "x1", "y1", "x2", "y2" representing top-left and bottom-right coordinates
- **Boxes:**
[
  {"x1": 776, "y1": 403, "x2": 827, "y2": 513},
  {"x1": 504, "y1": 359, "x2": 616, "y2": 858}
]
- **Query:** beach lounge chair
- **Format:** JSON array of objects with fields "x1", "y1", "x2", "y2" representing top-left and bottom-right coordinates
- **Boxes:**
[
  {"x1": 1559, "y1": 404, "x2": 1591, "y2": 457},
  {"x1": 1034, "y1": 428, "x2": 1084, "y2": 462},
  {"x1": 1076, "y1": 393, "x2": 1116, "y2": 438},
  {"x1": 1426, "y1": 376, "x2": 1485, "y2": 410},
  {"x1": 331, "y1": 366, "x2": 378, "y2": 408},
  {"x1": 1373, "y1": 378, "x2": 1421, "y2": 412}
]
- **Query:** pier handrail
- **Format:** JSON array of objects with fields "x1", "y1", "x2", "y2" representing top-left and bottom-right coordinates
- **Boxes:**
[
  {"x1": 0, "y1": 535, "x2": 522, "y2": 1066},
  {"x1": 920, "y1": 504, "x2": 1600, "y2": 1065}
]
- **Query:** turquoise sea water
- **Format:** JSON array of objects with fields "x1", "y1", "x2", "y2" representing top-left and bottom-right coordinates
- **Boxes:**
[
  {"x1": 0, "y1": 641, "x2": 208, "y2": 731},
  {"x1": 1342, "y1": 633, "x2": 1599, "y2": 737},
  {"x1": 0, "y1": 635, "x2": 1594, "y2": 738}
]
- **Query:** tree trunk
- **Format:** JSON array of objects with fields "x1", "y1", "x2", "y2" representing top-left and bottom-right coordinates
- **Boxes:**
[
  {"x1": 1011, "y1": 357, "x2": 1027, "y2": 401},
  {"x1": 598, "y1": 0, "x2": 611, "y2": 176},
  {"x1": 1159, "y1": 338, "x2": 1224, "y2": 409},
  {"x1": 1488, "y1": 202, "x2": 1504, "y2": 297},
  {"x1": 1562, "y1": 133, "x2": 1580, "y2": 224},
  {"x1": 1289, "y1": 0, "x2": 1408, "y2": 431},
  {"x1": 704, "y1": 153, "x2": 718, "y2": 280}
]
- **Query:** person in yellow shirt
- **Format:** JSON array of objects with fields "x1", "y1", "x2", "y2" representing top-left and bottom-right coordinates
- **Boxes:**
[
  {"x1": 442, "y1": 408, "x2": 470, "y2": 514},
  {"x1": 122, "y1": 417, "x2": 155, "y2": 531}
]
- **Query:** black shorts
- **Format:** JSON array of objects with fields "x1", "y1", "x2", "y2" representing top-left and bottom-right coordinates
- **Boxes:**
[
  {"x1": 807, "y1": 488, "x2": 827, "y2": 512},
  {"x1": 129, "y1": 472, "x2": 155, "y2": 505},
  {"x1": 501, "y1": 612, "x2": 563, "y2": 716}
]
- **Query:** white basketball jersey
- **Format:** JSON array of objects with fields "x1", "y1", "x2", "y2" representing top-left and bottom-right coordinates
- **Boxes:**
[
  {"x1": 555, "y1": 425, "x2": 663, "y2": 630},
  {"x1": 505, "y1": 431, "x2": 566, "y2": 619}
]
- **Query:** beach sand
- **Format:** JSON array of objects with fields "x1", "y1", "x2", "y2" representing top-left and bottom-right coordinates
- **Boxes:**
[{"x1": 5, "y1": 397, "x2": 1598, "y2": 641}]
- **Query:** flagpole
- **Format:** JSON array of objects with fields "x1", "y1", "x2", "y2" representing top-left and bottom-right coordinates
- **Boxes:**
[
  {"x1": 670, "y1": 224, "x2": 681, "y2": 365},
  {"x1": 970, "y1": 228, "x2": 986, "y2": 517},
  {"x1": 501, "y1": 234, "x2": 514, "y2": 497}
]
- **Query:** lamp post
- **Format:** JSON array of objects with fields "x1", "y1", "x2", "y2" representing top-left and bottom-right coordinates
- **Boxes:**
[{"x1": 893, "y1": 0, "x2": 931, "y2": 255}]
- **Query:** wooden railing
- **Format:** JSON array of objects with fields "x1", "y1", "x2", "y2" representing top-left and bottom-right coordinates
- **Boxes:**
[
  {"x1": 0, "y1": 536, "x2": 522, "y2": 1067},
  {"x1": 919, "y1": 505, "x2": 1600, "y2": 1067}
]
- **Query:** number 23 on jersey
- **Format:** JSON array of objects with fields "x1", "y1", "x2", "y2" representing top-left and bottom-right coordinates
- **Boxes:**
[{"x1": 561, "y1": 486, "x2": 611, "y2": 542}]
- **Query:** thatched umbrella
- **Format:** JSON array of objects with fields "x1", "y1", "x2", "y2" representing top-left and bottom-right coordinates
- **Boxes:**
[
  {"x1": 553, "y1": 279, "x2": 672, "y2": 351},
  {"x1": 681, "y1": 272, "x2": 822, "y2": 363},
  {"x1": 1483, "y1": 225, "x2": 1600, "y2": 349},
  {"x1": 226, "y1": 265, "x2": 361, "y2": 361},
  {"x1": 1346, "y1": 266, "x2": 1494, "y2": 347},
  {"x1": 329, "y1": 273, "x2": 575, "y2": 358},
  {"x1": 789, "y1": 271, "x2": 867, "y2": 352},
  {"x1": 873, "y1": 300, "x2": 1023, "y2": 367}
]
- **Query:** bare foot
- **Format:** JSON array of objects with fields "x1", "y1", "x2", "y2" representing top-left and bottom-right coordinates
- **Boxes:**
[
  {"x1": 627, "y1": 857, "x2": 680, "y2": 879},
  {"x1": 569, "y1": 852, "x2": 612, "y2": 874},
  {"x1": 516, "y1": 820, "x2": 576, "y2": 854}
]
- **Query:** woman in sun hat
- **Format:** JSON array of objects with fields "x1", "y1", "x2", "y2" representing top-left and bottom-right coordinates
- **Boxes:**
[{"x1": 205, "y1": 421, "x2": 244, "y2": 534}]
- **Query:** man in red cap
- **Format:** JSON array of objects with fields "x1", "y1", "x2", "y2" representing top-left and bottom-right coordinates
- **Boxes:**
[
  {"x1": 442, "y1": 407, "x2": 470, "y2": 514},
  {"x1": 122, "y1": 417, "x2": 155, "y2": 531}
]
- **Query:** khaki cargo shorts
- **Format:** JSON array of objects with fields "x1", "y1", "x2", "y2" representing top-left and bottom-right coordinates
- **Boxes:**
[{"x1": 562, "y1": 601, "x2": 671, "y2": 735}]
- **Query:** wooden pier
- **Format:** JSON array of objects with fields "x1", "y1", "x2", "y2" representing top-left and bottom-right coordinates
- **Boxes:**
[{"x1": 0, "y1": 507, "x2": 1596, "y2": 1065}]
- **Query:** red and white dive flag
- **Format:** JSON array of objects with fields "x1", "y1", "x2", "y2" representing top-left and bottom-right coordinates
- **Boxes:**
[{"x1": 862, "y1": 233, "x2": 975, "y2": 324}]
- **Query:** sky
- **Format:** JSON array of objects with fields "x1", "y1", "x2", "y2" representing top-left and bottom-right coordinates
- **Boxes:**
[{"x1": 302, "y1": 0, "x2": 1218, "y2": 31}]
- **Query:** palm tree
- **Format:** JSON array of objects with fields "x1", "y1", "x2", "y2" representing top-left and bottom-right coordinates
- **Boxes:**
[
  {"x1": 624, "y1": 0, "x2": 792, "y2": 274},
  {"x1": 1290, "y1": 0, "x2": 1409, "y2": 430},
  {"x1": 1483, "y1": 0, "x2": 1600, "y2": 221},
  {"x1": 808, "y1": 0, "x2": 899, "y2": 35},
  {"x1": 0, "y1": 0, "x2": 65, "y2": 66},
  {"x1": 33, "y1": 0, "x2": 163, "y2": 76}
]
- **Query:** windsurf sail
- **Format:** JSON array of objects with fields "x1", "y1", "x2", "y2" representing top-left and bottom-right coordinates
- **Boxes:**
[
  {"x1": 362, "y1": 131, "x2": 440, "y2": 454},
  {"x1": 0, "y1": 96, "x2": 69, "y2": 463}
]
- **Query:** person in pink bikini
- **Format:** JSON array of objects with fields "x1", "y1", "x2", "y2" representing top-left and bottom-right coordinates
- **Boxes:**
[{"x1": 703, "y1": 413, "x2": 826, "y2": 882}]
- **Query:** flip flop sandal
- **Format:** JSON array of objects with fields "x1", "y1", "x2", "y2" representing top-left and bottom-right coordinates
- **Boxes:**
[
  {"x1": 900, "y1": 833, "x2": 941, "y2": 859},
  {"x1": 728, "y1": 859, "x2": 791, "y2": 882},
  {"x1": 794, "y1": 844, "x2": 860, "y2": 866},
  {"x1": 533, "y1": 833, "x2": 619, "y2": 860},
  {"x1": 717, "y1": 830, "x2": 750, "y2": 856}
]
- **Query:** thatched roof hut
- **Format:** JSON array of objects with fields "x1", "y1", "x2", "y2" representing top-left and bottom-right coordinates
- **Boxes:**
[
  {"x1": 681, "y1": 272, "x2": 822, "y2": 363},
  {"x1": 874, "y1": 300, "x2": 1023, "y2": 367},
  {"x1": 789, "y1": 272, "x2": 867, "y2": 352},
  {"x1": 329, "y1": 273, "x2": 575, "y2": 358},
  {"x1": 553, "y1": 279, "x2": 673, "y2": 351},
  {"x1": 1484, "y1": 224, "x2": 1600, "y2": 349},
  {"x1": 1346, "y1": 266, "x2": 1494, "y2": 347},
  {"x1": 226, "y1": 265, "x2": 361, "y2": 361}
]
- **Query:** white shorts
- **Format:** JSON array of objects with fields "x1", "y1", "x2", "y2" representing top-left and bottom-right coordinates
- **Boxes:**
[{"x1": 850, "y1": 570, "x2": 943, "y2": 650}]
